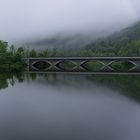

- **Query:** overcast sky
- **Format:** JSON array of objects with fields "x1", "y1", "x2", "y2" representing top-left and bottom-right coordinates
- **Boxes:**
[{"x1": 0, "y1": 0, "x2": 140, "y2": 42}]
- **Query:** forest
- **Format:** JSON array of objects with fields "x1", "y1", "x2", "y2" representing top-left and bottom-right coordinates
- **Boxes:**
[{"x1": 0, "y1": 22, "x2": 140, "y2": 71}]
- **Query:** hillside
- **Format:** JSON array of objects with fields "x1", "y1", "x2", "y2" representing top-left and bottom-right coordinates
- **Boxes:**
[
  {"x1": 25, "y1": 34, "x2": 93, "y2": 52},
  {"x1": 23, "y1": 29, "x2": 113, "y2": 52},
  {"x1": 22, "y1": 21, "x2": 140, "y2": 57},
  {"x1": 85, "y1": 22, "x2": 140, "y2": 56}
]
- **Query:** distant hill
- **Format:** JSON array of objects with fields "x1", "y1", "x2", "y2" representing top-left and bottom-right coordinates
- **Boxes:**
[
  {"x1": 23, "y1": 29, "x2": 115, "y2": 52},
  {"x1": 25, "y1": 34, "x2": 93, "y2": 52},
  {"x1": 85, "y1": 21, "x2": 140, "y2": 56},
  {"x1": 22, "y1": 21, "x2": 140, "y2": 56}
]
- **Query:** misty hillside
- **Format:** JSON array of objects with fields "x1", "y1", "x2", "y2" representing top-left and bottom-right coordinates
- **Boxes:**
[
  {"x1": 24, "y1": 34, "x2": 93, "y2": 51},
  {"x1": 22, "y1": 21, "x2": 140, "y2": 57},
  {"x1": 23, "y1": 30, "x2": 115, "y2": 52},
  {"x1": 84, "y1": 22, "x2": 140, "y2": 56}
]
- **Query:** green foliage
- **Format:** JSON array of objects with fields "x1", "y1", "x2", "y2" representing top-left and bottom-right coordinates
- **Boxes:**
[
  {"x1": 0, "y1": 40, "x2": 8, "y2": 53},
  {"x1": 0, "y1": 41, "x2": 25, "y2": 71},
  {"x1": 29, "y1": 49, "x2": 37, "y2": 57},
  {"x1": 110, "y1": 61, "x2": 135, "y2": 71},
  {"x1": 84, "y1": 22, "x2": 140, "y2": 57},
  {"x1": 83, "y1": 61, "x2": 103, "y2": 71}
]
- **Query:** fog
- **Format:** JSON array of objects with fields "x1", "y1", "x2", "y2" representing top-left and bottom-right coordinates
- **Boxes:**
[{"x1": 0, "y1": 0, "x2": 140, "y2": 42}]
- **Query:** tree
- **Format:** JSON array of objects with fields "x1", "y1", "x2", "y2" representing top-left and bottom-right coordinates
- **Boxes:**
[
  {"x1": 0, "y1": 40, "x2": 8, "y2": 54},
  {"x1": 29, "y1": 49, "x2": 37, "y2": 57}
]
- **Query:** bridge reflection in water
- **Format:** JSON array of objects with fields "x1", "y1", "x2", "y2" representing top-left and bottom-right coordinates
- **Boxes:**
[{"x1": 24, "y1": 57, "x2": 140, "y2": 74}]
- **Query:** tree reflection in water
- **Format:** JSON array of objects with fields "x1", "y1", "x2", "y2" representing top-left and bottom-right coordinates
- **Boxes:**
[
  {"x1": 0, "y1": 72, "x2": 140, "y2": 102},
  {"x1": 0, "y1": 72, "x2": 25, "y2": 90}
]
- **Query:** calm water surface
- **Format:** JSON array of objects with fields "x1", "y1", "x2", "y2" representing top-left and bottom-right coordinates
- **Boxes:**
[{"x1": 0, "y1": 74, "x2": 140, "y2": 140}]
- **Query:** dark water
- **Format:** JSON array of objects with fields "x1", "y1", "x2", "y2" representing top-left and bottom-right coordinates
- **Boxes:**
[{"x1": 0, "y1": 74, "x2": 140, "y2": 140}]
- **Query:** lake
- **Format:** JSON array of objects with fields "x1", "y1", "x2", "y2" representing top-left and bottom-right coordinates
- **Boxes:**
[{"x1": 0, "y1": 73, "x2": 140, "y2": 140}]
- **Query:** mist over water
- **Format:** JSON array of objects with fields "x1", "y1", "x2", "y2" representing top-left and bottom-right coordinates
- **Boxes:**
[{"x1": 0, "y1": 0, "x2": 140, "y2": 42}]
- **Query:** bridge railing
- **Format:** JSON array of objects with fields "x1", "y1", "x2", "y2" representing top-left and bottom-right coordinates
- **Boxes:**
[{"x1": 24, "y1": 57, "x2": 140, "y2": 74}]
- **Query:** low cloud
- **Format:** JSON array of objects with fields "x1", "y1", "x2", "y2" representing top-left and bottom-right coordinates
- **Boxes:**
[{"x1": 0, "y1": 0, "x2": 139, "y2": 42}]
